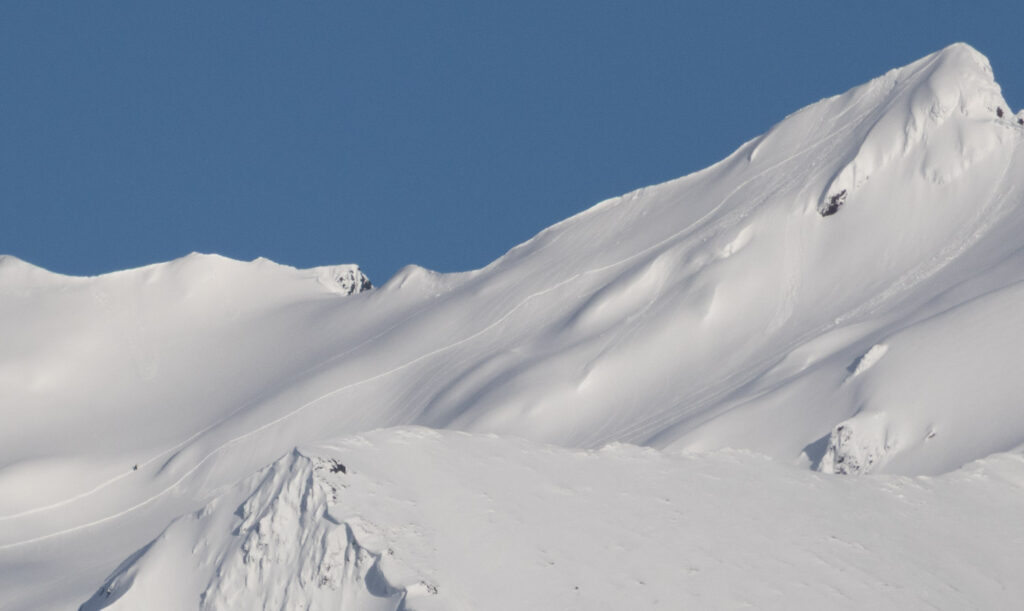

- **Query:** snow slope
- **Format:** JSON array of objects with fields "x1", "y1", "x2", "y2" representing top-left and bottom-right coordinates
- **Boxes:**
[
  {"x1": 3, "y1": 43, "x2": 1024, "y2": 608},
  {"x1": 80, "y1": 429, "x2": 1024, "y2": 611}
]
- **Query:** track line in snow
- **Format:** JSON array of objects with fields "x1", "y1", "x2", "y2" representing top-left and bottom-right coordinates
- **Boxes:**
[
  {"x1": 0, "y1": 297, "x2": 429, "y2": 522},
  {"x1": 0, "y1": 93, "x2": 891, "y2": 548}
]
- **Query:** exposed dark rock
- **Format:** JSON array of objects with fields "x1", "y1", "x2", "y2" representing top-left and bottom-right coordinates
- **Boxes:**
[
  {"x1": 332, "y1": 267, "x2": 373, "y2": 296},
  {"x1": 820, "y1": 189, "x2": 847, "y2": 217}
]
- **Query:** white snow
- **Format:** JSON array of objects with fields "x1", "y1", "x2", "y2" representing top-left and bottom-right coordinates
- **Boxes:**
[
  {"x1": 79, "y1": 430, "x2": 1024, "y2": 610},
  {"x1": 3, "y1": 43, "x2": 1024, "y2": 609}
]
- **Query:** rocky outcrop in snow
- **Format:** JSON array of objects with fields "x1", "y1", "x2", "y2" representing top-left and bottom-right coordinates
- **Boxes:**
[
  {"x1": 818, "y1": 414, "x2": 896, "y2": 475},
  {"x1": 315, "y1": 264, "x2": 373, "y2": 296}
]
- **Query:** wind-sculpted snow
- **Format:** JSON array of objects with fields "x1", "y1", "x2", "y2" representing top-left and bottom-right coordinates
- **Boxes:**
[
  {"x1": 80, "y1": 450, "x2": 405, "y2": 611},
  {"x1": 819, "y1": 280, "x2": 1024, "y2": 475},
  {"x1": 817, "y1": 43, "x2": 1010, "y2": 214},
  {"x1": 79, "y1": 429, "x2": 1024, "y2": 610},
  {"x1": 4, "y1": 43, "x2": 1024, "y2": 608}
]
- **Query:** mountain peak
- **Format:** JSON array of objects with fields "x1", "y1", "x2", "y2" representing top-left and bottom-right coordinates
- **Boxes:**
[
  {"x1": 932, "y1": 41, "x2": 992, "y2": 70},
  {"x1": 813, "y1": 43, "x2": 1014, "y2": 216},
  {"x1": 8, "y1": 43, "x2": 1024, "y2": 611},
  {"x1": 917, "y1": 42, "x2": 1002, "y2": 108}
]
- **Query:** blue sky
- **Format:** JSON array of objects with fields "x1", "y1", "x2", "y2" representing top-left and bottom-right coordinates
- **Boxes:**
[{"x1": 4, "y1": 2, "x2": 1024, "y2": 283}]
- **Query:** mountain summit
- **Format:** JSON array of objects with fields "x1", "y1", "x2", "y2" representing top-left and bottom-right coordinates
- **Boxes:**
[
  {"x1": 808, "y1": 42, "x2": 1009, "y2": 215},
  {"x1": 3, "y1": 44, "x2": 1024, "y2": 609}
]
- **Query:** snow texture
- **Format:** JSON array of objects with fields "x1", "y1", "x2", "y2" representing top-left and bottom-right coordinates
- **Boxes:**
[
  {"x1": 2, "y1": 43, "x2": 1024, "y2": 609},
  {"x1": 80, "y1": 430, "x2": 1024, "y2": 610}
]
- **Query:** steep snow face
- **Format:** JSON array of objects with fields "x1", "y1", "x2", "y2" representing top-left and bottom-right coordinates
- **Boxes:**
[
  {"x1": 402, "y1": 42, "x2": 1024, "y2": 463},
  {"x1": 817, "y1": 43, "x2": 1008, "y2": 213},
  {"x1": 80, "y1": 451, "x2": 403, "y2": 611},
  {"x1": 81, "y1": 429, "x2": 1024, "y2": 610},
  {"x1": 4, "y1": 43, "x2": 1024, "y2": 609}
]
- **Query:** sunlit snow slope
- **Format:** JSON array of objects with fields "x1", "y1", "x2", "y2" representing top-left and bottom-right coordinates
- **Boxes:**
[
  {"x1": 3, "y1": 43, "x2": 1024, "y2": 609},
  {"x1": 80, "y1": 429, "x2": 1024, "y2": 611}
]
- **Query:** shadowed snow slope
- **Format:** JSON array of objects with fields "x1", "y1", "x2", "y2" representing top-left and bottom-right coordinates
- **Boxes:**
[{"x1": 3, "y1": 43, "x2": 1024, "y2": 609}]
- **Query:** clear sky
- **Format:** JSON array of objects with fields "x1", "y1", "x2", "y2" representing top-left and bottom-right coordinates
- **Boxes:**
[{"x1": 4, "y1": 1, "x2": 1024, "y2": 283}]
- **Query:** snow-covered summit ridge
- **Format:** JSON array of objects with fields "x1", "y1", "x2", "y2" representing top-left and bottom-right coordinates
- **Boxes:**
[
  {"x1": 0, "y1": 251, "x2": 371, "y2": 296},
  {"x1": 6, "y1": 44, "x2": 1024, "y2": 610},
  {"x1": 733, "y1": 43, "x2": 1014, "y2": 218},
  {"x1": 816, "y1": 43, "x2": 1014, "y2": 215}
]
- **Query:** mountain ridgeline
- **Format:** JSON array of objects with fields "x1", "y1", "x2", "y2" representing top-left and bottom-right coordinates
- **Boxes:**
[{"x1": 2, "y1": 43, "x2": 1024, "y2": 609}]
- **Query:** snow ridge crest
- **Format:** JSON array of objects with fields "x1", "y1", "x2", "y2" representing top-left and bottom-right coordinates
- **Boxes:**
[{"x1": 818, "y1": 42, "x2": 1014, "y2": 215}]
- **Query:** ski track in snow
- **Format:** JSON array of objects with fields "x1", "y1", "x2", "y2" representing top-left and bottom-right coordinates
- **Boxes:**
[
  {"x1": 0, "y1": 110, "x2": 875, "y2": 550},
  {"x1": 8, "y1": 46, "x2": 1024, "y2": 611},
  {"x1": 3, "y1": 67, "x2": 1018, "y2": 552},
  {"x1": 0, "y1": 299, "x2": 423, "y2": 524}
]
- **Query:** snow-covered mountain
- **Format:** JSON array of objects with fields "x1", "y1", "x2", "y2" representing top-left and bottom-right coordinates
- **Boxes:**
[{"x1": 4, "y1": 43, "x2": 1024, "y2": 609}]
